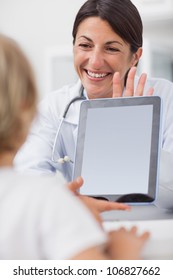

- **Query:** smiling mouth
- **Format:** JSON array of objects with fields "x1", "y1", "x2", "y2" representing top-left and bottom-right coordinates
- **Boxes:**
[{"x1": 85, "y1": 70, "x2": 110, "y2": 79}]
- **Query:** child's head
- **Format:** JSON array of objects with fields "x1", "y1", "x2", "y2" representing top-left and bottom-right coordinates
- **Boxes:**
[{"x1": 0, "y1": 34, "x2": 37, "y2": 153}]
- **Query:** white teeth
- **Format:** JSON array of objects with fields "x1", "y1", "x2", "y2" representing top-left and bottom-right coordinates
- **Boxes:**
[{"x1": 87, "y1": 70, "x2": 107, "y2": 78}]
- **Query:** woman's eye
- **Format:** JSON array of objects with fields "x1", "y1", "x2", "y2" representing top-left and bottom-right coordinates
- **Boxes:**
[
  {"x1": 106, "y1": 47, "x2": 120, "y2": 52},
  {"x1": 79, "y1": 43, "x2": 91, "y2": 49}
]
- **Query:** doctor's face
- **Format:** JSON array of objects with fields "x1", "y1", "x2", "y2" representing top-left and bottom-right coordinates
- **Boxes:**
[{"x1": 73, "y1": 17, "x2": 139, "y2": 99}]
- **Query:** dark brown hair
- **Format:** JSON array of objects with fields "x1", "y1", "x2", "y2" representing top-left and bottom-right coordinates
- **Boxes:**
[{"x1": 72, "y1": 0, "x2": 143, "y2": 53}]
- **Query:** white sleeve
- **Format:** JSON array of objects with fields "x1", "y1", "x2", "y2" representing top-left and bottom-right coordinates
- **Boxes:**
[
  {"x1": 159, "y1": 150, "x2": 173, "y2": 191},
  {"x1": 156, "y1": 80, "x2": 173, "y2": 190},
  {"x1": 160, "y1": 81, "x2": 173, "y2": 153},
  {"x1": 39, "y1": 176, "x2": 107, "y2": 260}
]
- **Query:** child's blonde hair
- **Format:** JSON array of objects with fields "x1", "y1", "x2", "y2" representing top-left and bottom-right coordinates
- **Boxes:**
[{"x1": 0, "y1": 34, "x2": 37, "y2": 151}]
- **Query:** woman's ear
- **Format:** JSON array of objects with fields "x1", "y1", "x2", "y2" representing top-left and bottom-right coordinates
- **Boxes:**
[{"x1": 131, "y1": 47, "x2": 143, "y2": 67}]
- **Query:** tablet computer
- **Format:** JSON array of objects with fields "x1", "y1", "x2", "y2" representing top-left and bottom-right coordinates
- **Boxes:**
[{"x1": 73, "y1": 96, "x2": 162, "y2": 203}]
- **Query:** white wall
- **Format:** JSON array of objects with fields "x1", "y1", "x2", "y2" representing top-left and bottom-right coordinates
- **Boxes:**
[
  {"x1": 0, "y1": 0, "x2": 173, "y2": 99},
  {"x1": 0, "y1": 0, "x2": 85, "y2": 98},
  {"x1": 132, "y1": 0, "x2": 173, "y2": 80}
]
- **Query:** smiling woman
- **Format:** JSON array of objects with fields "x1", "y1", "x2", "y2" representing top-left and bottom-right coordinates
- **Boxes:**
[
  {"x1": 72, "y1": 0, "x2": 143, "y2": 99},
  {"x1": 15, "y1": 0, "x2": 173, "y2": 200},
  {"x1": 73, "y1": 17, "x2": 142, "y2": 99}
]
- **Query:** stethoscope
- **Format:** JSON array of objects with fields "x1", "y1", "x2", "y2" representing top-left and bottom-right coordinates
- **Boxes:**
[{"x1": 51, "y1": 86, "x2": 86, "y2": 164}]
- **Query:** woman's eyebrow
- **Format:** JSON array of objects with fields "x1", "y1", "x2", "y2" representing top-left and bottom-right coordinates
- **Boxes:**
[
  {"x1": 77, "y1": 35, "x2": 93, "y2": 42},
  {"x1": 77, "y1": 36, "x2": 123, "y2": 46},
  {"x1": 105, "y1": 41, "x2": 123, "y2": 46}
]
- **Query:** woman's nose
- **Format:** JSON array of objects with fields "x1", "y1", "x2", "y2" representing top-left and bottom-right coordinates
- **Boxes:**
[{"x1": 89, "y1": 49, "x2": 104, "y2": 69}]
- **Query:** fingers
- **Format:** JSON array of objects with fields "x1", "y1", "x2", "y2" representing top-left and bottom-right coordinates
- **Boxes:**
[
  {"x1": 130, "y1": 227, "x2": 150, "y2": 242},
  {"x1": 130, "y1": 71, "x2": 154, "y2": 96},
  {"x1": 112, "y1": 72, "x2": 123, "y2": 98},
  {"x1": 80, "y1": 196, "x2": 131, "y2": 213},
  {"x1": 129, "y1": 226, "x2": 138, "y2": 234},
  {"x1": 140, "y1": 231, "x2": 150, "y2": 241},
  {"x1": 113, "y1": 67, "x2": 154, "y2": 98},
  {"x1": 111, "y1": 226, "x2": 150, "y2": 241},
  {"x1": 100, "y1": 201, "x2": 131, "y2": 212},
  {"x1": 147, "y1": 87, "x2": 154, "y2": 96},
  {"x1": 134, "y1": 72, "x2": 147, "y2": 96},
  {"x1": 124, "y1": 67, "x2": 137, "y2": 96},
  {"x1": 119, "y1": 226, "x2": 150, "y2": 240},
  {"x1": 67, "y1": 176, "x2": 84, "y2": 193},
  {"x1": 87, "y1": 198, "x2": 131, "y2": 212}
]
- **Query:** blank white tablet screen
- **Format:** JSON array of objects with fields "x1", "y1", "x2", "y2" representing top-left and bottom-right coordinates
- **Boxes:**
[{"x1": 80, "y1": 105, "x2": 153, "y2": 195}]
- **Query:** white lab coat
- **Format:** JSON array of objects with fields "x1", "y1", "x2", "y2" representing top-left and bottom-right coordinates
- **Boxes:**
[{"x1": 15, "y1": 77, "x2": 173, "y2": 188}]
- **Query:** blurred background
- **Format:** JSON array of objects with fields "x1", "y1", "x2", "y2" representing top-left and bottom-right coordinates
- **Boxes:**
[{"x1": 0, "y1": 0, "x2": 173, "y2": 99}]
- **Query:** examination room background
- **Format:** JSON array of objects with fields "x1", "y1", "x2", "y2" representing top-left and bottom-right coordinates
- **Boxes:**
[{"x1": 0, "y1": 0, "x2": 173, "y2": 100}]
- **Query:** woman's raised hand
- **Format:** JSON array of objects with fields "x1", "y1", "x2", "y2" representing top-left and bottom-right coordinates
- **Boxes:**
[{"x1": 112, "y1": 67, "x2": 154, "y2": 98}]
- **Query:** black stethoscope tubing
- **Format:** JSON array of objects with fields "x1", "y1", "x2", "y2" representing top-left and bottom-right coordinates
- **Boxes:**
[{"x1": 63, "y1": 94, "x2": 86, "y2": 118}]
